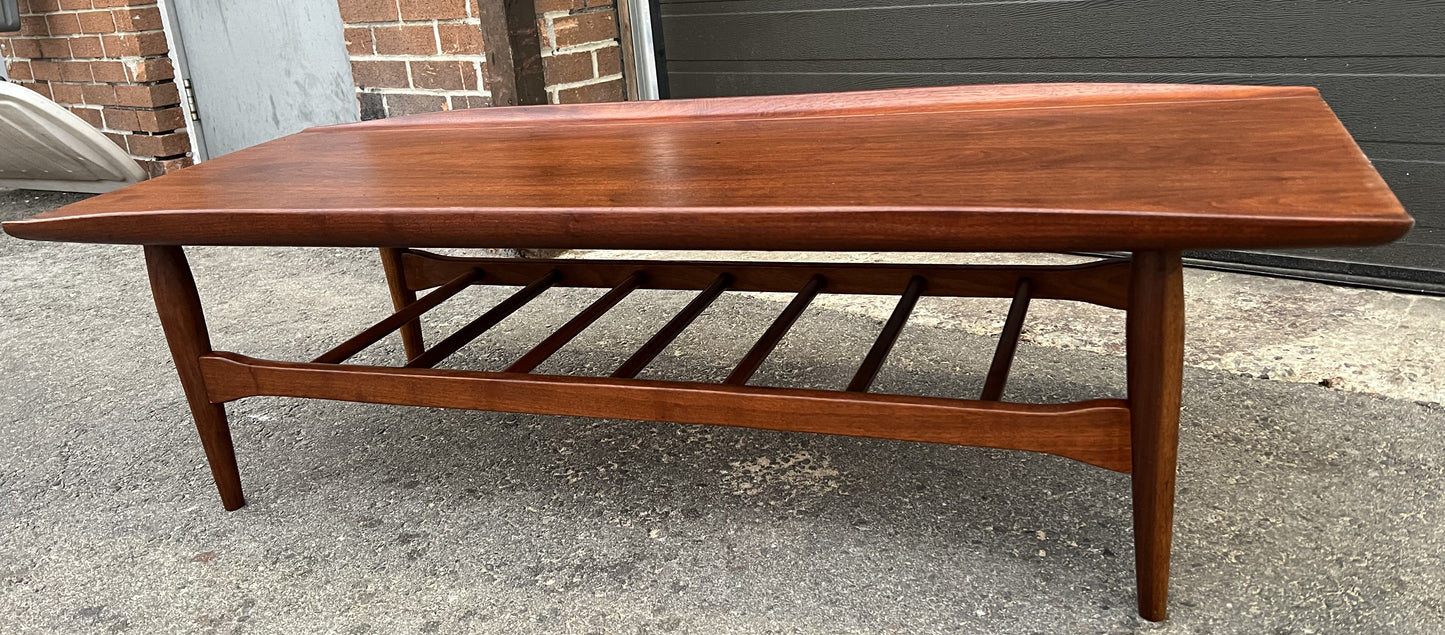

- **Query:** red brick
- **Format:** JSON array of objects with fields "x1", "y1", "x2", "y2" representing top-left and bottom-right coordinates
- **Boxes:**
[
  {"x1": 135, "y1": 106, "x2": 185, "y2": 132},
  {"x1": 344, "y1": 26, "x2": 374, "y2": 55},
  {"x1": 136, "y1": 30, "x2": 168, "y2": 54},
  {"x1": 69, "y1": 106, "x2": 103, "y2": 127},
  {"x1": 93, "y1": 0, "x2": 155, "y2": 8},
  {"x1": 60, "y1": 60, "x2": 93, "y2": 81},
  {"x1": 542, "y1": 50, "x2": 592, "y2": 85},
  {"x1": 100, "y1": 33, "x2": 134, "y2": 56},
  {"x1": 138, "y1": 156, "x2": 193, "y2": 178},
  {"x1": 409, "y1": 60, "x2": 467, "y2": 90},
  {"x1": 372, "y1": 24, "x2": 436, "y2": 55},
  {"x1": 113, "y1": 7, "x2": 162, "y2": 32},
  {"x1": 595, "y1": 44, "x2": 621, "y2": 76},
  {"x1": 59, "y1": 0, "x2": 93, "y2": 9},
  {"x1": 451, "y1": 94, "x2": 490, "y2": 109},
  {"x1": 68, "y1": 35, "x2": 105, "y2": 57},
  {"x1": 126, "y1": 57, "x2": 172, "y2": 82},
  {"x1": 90, "y1": 60, "x2": 127, "y2": 82},
  {"x1": 114, "y1": 81, "x2": 178, "y2": 107},
  {"x1": 9, "y1": 38, "x2": 42, "y2": 58},
  {"x1": 337, "y1": 0, "x2": 398, "y2": 23},
  {"x1": 21, "y1": 81, "x2": 54, "y2": 100},
  {"x1": 29, "y1": 59, "x2": 62, "y2": 81},
  {"x1": 384, "y1": 92, "x2": 446, "y2": 116},
  {"x1": 436, "y1": 23, "x2": 483, "y2": 55},
  {"x1": 101, "y1": 106, "x2": 141, "y2": 131},
  {"x1": 555, "y1": 77, "x2": 623, "y2": 104},
  {"x1": 46, "y1": 13, "x2": 82, "y2": 36},
  {"x1": 103, "y1": 131, "x2": 127, "y2": 151},
  {"x1": 49, "y1": 82, "x2": 84, "y2": 104},
  {"x1": 398, "y1": 0, "x2": 466, "y2": 20},
  {"x1": 29, "y1": 0, "x2": 61, "y2": 11},
  {"x1": 82, "y1": 82, "x2": 118, "y2": 105},
  {"x1": 461, "y1": 62, "x2": 477, "y2": 90},
  {"x1": 38, "y1": 37, "x2": 72, "y2": 58},
  {"x1": 7, "y1": 61, "x2": 35, "y2": 81},
  {"x1": 584, "y1": 0, "x2": 613, "y2": 7},
  {"x1": 126, "y1": 131, "x2": 190, "y2": 157},
  {"x1": 534, "y1": 0, "x2": 584, "y2": 12},
  {"x1": 101, "y1": 30, "x2": 167, "y2": 56},
  {"x1": 350, "y1": 60, "x2": 409, "y2": 89},
  {"x1": 550, "y1": 10, "x2": 616, "y2": 49},
  {"x1": 19, "y1": 16, "x2": 48, "y2": 37},
  {"x1": 77, "y1": 10, "x2": 117, "y2": 33}
]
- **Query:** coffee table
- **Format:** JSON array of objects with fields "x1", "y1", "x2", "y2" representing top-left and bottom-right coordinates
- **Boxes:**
[{"x1": 2, "y1": 84, "x2": 1410, "y2": 621}]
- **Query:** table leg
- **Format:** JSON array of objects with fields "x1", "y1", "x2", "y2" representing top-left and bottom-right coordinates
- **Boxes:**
[
  {"x1": 1127, "y1": 251, "x2": 1184, "y2": 621},
  {"x1": 380, "y1": 247, "x2": 425, "y2": 361},
  {"x1": 144, "y1": 246, "x2": 245, "y2": 511}
]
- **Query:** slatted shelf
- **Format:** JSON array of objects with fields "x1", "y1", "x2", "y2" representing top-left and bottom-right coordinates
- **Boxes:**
[
  {"x1": 980, "y1": 278, "x2": 1034, "y2": 401},
  {"x1": 288, "y1": 249, "x2": 1136, "y2": 470},
  {"x1": 405, "y1": 270, "x2": 561, "y2": 369}
]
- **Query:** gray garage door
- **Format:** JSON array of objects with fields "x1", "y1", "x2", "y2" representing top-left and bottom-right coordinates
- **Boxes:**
[{"x1": 656, "y1": 0, "x2": 1445, "y2": 294}]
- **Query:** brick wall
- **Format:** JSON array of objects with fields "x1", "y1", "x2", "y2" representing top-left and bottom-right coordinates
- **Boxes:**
[
  {"x1": 0, "y1": 0, "x2": 192, "y2": 176},
  {"x1": 537, "y1": 0, "x2": 623, "y2": 104},
  {"x1": 338, "y1": 0, "x2": 492, "y2": 119},
  {"x1": 338, "y1": 0, "x2": 626, "y2": 119},
  {"x1": 0, "y1": 0, "x2": 629, "y2": 177}
]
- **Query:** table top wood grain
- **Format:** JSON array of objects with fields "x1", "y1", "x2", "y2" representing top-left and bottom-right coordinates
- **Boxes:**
[{"x1": 2, "y1": 83, "x2": 1411, "y2": 252}]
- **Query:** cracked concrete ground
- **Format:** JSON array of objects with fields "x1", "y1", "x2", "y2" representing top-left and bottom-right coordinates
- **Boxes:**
[{"x1": 2, "y1": 189, "x2": 1443, "y2": 633}]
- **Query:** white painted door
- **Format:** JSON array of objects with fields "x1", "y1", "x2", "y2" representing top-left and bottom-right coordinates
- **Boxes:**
[{"x1": 167, "y1": 0, "x2": 357, "y2": 159}]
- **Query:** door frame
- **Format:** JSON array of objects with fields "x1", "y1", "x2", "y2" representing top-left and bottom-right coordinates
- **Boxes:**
[
  {"x1": 154, "y1": 0, "x2": 210, "y2": 161},
  {"x1": 617, "y1": 0, "x2": 664, "y2": 100}
]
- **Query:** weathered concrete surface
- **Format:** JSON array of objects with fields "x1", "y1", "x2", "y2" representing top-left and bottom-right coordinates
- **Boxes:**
[{"x1": 2, "y1": 190, "x2": 1443, "y2": 633}]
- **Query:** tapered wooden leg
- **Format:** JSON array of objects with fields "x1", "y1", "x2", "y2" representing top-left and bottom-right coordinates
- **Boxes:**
[
  {"x1": 144, "y1": 246, "x2": 245, "y2": 511},
  {"x1": 1126, "y1": 251, "x2": 1184, "y2": 622},
  {"x1": 380, "y1": 247, "x2": 425, "y2": 360}
]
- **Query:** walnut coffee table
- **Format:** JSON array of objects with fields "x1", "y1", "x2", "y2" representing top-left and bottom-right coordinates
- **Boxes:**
[{"x1": 2, "y1": 84, "x2": 1411, "y2": 621}]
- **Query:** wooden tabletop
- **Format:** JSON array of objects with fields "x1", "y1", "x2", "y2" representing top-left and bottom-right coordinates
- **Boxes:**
[{"x1": 2, "y1": 83, "x2": 1411, "y2": 252}]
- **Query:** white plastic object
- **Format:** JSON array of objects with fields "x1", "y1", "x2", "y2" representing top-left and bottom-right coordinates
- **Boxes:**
[{"x1": 0, "y1": 80, "x2": 148, "y2": 193}]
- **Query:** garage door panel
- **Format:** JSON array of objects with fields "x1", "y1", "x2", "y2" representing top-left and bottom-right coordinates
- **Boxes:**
[
  {"x1": 660, "y1": 0, "x2": 1445, "y2": 61},
  {"x1": 1371, "y1": 160, "x2": 1445, "y2": 230},
  {"x1": 1191, "y1": 243, "x2": 1445, "y2": 293},
  {"x1": 666, "y1": 61, "x2": 1445, "y2": 144},
  {"x1": 657, "y1": 0, "x2": 1445, "y2": 290}
]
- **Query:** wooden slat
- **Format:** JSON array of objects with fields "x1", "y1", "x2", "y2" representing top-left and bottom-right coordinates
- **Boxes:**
[
  {"x1": 506, "y1": 271, "x2": 647, "y2": 374},
  {"x1": 611, "y1": 273, "x2": 732, "y2": 379},
  {"x1": 406, "y1": 270, "x2": 561, "y2": 369},
  {"x1": 980, "y1": 277, "x2": 1033, "y2": 401},
  {"x1": 314, "y1": 268, "x2": 483, "y2": 365},
  {"x1": 401, "y1": 251, "x2": 1133, "y2": 309},
  {"x1": 725, "y1": 274, "x2": 826, "y2": 386},
  {"x1": 847, "y1": 275, "x2": 927, "y2": 393},
  {"x1": 199, "y1": 352, "x2": 1134, "y2": 472}
]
